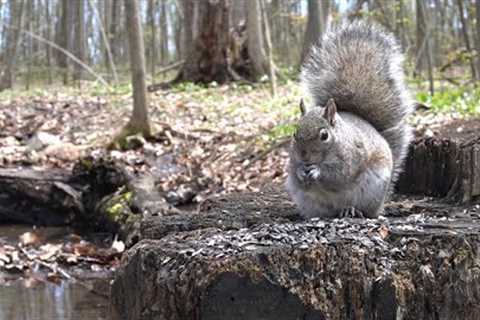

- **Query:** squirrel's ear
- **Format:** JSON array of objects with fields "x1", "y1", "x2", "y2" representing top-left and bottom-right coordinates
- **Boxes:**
[
  {"x1": 323, "y1": 98, "x2": 337, "y2": 126},
  {"x1": 299, "y1": 99, "x2": 306, "y2": 116}
]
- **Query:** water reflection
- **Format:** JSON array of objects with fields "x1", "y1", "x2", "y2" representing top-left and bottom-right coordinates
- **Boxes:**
[{"x1": 0, "y1": 279, "x2": 109, "y2": 320}]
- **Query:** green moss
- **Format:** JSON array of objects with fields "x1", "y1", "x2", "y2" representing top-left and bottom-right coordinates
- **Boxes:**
[
  {"x1": 104, "y1": 191, "x2": 133, "y2": 222},
  {"x1": 107, "y1": 203, "x2": 125, "y2": 221}
]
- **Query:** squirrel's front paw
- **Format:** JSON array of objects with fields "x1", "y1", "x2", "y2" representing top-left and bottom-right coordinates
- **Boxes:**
[{"x1": 296, "y1": 164, "x2": 321, "y2": 185}]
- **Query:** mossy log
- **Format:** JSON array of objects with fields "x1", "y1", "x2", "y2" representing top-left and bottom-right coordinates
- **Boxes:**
[
  {"x1": 111, "y1": 188, "x2": 480, "y2": 320},
  {"x1": 0, "y1": 158, "x2": 134, "y2": 232}
]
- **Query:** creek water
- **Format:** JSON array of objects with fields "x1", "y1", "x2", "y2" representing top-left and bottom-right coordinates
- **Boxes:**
[
  {"x1": 0, "y1": 278, "x2": 110, "y2": 320},
  {"x1": 0, "y1": 225, "x2": 112, "y2": 320}
]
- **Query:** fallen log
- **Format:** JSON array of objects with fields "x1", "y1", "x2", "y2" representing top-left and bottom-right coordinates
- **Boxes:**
[
  {"x1": 0, "y1": 157, "x2": 131, "y2": 230},
  {"x1": 111, "y1": 190, "x2": 480, "y2": 320},
  {"x1": 0, "y1": 168, "x2": 77, "y2": 225}
]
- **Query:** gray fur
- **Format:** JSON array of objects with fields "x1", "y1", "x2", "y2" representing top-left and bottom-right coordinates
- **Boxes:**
[{"x1": 287, "y1": 21, "x2": 413, "y2": 218}]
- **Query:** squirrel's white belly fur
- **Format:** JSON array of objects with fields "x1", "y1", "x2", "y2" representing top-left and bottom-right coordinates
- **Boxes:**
[{"x1": 287, "y1": 164, "x2": 392, "y2": 218}]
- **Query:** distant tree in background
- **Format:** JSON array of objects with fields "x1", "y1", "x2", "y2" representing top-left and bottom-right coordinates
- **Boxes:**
[
  {"x1": 58, "y1": 0, "x2": 70, "y2": 85},
  {"x1": 301, "y1": 0, "x2": 329, "y2": 65},
  {"x1": 173, "y1": 0, "x2": 233, "y2": 84},
  {"x1": 0, "y1": 0, "x2": 25, "y2": 91},
  {"x1": 73, "y1": 0, "x2": 86, "y2": 83},
  {"x1": 110, "y1": 0, "x2": 151, "y2": 147},
  {"x1": 247, "y1": 0, "x2": 269, "y2": 80}
]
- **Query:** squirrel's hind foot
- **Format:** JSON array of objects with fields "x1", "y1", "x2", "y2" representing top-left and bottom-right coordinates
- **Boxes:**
[{"x1": 339, "y1": 207, "x2": 365, "y2": 219}]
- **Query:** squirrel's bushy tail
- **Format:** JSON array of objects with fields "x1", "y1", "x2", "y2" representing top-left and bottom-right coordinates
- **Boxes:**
[{"x1": 301, "y1": 21, "x2": 414, "y2": 183}]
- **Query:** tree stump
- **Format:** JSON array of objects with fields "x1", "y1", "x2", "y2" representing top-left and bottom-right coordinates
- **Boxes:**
[
  {"x1": 111, "y1": 190, "x2": 480, "y2": 320},
  {"x1": 397, "y1": 119, "x2": 480, "y2": 203}
]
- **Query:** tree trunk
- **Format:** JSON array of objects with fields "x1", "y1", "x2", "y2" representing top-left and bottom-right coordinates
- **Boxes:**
[
  {"x1": 148, "y1": 0, "x2": 157, "y2": 78},
  {"x1": 0, "y1": 0, "x2": 25, "y2": 91},
  {"x1": 110, "y1": 0, "x2": 120, "y2": 63},
  {"x1": 25, "y1": 0, "x2": 33, "y2": 90},
  {"x1": 246, "y1": 0, "x2": 268, "y2": 79},
  {"x1": 160, "y1": 0, "x2": 169, "y2": 65},
  {"x1": 174, "y1": 0, "x2": 232, "y2": 84},
  {"x1": 260, "y1": 0, "x2": 276, "y2": 97},
  {"x1": 415, "y1": 0, "x2": 427, "y2": 76},
  {"x1": 173, "y1": 1, "x2": 183, "y2": 61},
  {"x1": 180, "y1": 0, "x2": 195, "y2": 63},
  {"x1": 123, "y1": 0, "x2": 151, "y2": 137},
  {"x1": 456, "y1": 0, "x2": 478, "y2": 80},
  {"x1": 103, "y1": 0, "x2": 111, "y2": 70},
  {"x1": 395, "y1": 0, "x2": 407, "y2": 51},
  {"x1": 59, "y1": 0, "x2": 70, "y2": 85},
  {"x1": 300, "y1": 0, "x2": 328, "y2": 65},
  {"x1": 73, "y1": 0, "x2": 86, "y2": 83},
  {"x1": 475, "y1": 0, "x2": 480, "y2": 80},
  {"x1": 45, "y1": 0, "x2": 53, "y2": 84}
]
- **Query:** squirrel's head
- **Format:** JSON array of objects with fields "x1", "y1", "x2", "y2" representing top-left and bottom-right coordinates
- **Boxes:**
[{"x1": 291, "y1": 98, "x2": 337, "y2": 163}]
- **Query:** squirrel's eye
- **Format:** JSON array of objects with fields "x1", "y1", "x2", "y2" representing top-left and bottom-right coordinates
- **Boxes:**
[{"x1": 319, "y1": 129, "x2": 329, "y2": 141}]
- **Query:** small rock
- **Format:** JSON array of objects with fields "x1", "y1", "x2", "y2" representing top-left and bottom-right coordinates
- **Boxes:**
[{"x1": 27, "y1": 132, "x2": 61, "y2": 151}]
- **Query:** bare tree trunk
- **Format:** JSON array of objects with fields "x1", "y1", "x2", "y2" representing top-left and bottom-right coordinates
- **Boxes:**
[
  {"x1": 45, "y1": 0, "x2": 53, "y2": 84},
  {"x1": 160, "y1": 0, "x2": 169, "y2": 65},
  {"x1": 33, "y1": 0, "x2": 40, "y2": 54},
  {"x1": 475, "y1": 0, "x2": 480, "y2": 81},
  {"x1": 395, "y1": 0, "x2": 407, "y2": 51},
  {"x1": 301, "y1": 0, "x2": 328, "y2": 65},
  {"x1": 415, "y1": 0, "x2": 427, "y2": 76},
  {"x1": 88, "y1": 0, "x2": 118, "y2": 84},
  {"x1": 173, "y1": 2, "x2": 183, "y2": 61},
  {"x1": 110, "y1": 0, "x2": 120, "y2": 64},
  {"x1": 0, "y1": 0, "x2": 25, "y2": 91},
  {"x1": 456, "y1": 0, "x2": 478, "y2": 80},
  {"x1": 260, "y1": 0, "x2": 276, "y2": 97},
  {"x1": 59, "y1": 0, "x2": 70, "y2": 85},
  {"x1": 172, "y1": 0, "x2": 232, "y2": 84},
  {"x1": 26, "y1": 0, "x2": 33, "y2": 90},
  {"x1": 86, "y1": 0, "x2": 95, "y2": 64},
  {"x1": 103, "y1": 0, "x2": 111, "y2": 69},
  {"x1": 180, "y1": 0, "x2": 195, "y2": 62},
  {"x1": 148, "y1": 0, "x2": 157, "y2": 78},
  {"x1": 73, "y1": 0, "x2": 86, "y2": 83},
  {"x1": 247, "y1": 0, "x2": 268, "y2": 79},
  {"x1": 123, "y1": 0, "x2": 151, "y2": 137}
]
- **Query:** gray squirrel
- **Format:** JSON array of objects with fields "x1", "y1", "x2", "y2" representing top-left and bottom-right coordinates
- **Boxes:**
[{"x1": 286, "y1": 21, "x2": 414, "y2": 219}]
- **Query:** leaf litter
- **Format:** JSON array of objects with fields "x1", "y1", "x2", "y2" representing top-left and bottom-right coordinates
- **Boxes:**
[{"x1": 0, "y1": 225, "x2": 123, "y2": 287}]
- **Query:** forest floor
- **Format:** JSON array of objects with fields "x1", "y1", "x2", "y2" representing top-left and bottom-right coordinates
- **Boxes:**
[
  {"x1": 0, "y1": 80, "x2": 476, "y2": 285},
  {"x1": 0, "y1": 80, "x2": 467, "y2": 201}
]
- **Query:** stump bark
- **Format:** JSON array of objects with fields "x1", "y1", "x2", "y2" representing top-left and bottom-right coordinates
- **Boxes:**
[
  {"x1": 397, "y1": 136, "x2": 480, "y2": 202},
  {"x1": 397, "y1": 118, "x2": 480, "y2": 202}
]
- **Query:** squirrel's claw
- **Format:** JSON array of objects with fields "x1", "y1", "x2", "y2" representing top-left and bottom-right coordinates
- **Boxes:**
[{"x1": 339, "y1": 207, "x2": 365, "y2": 219}]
